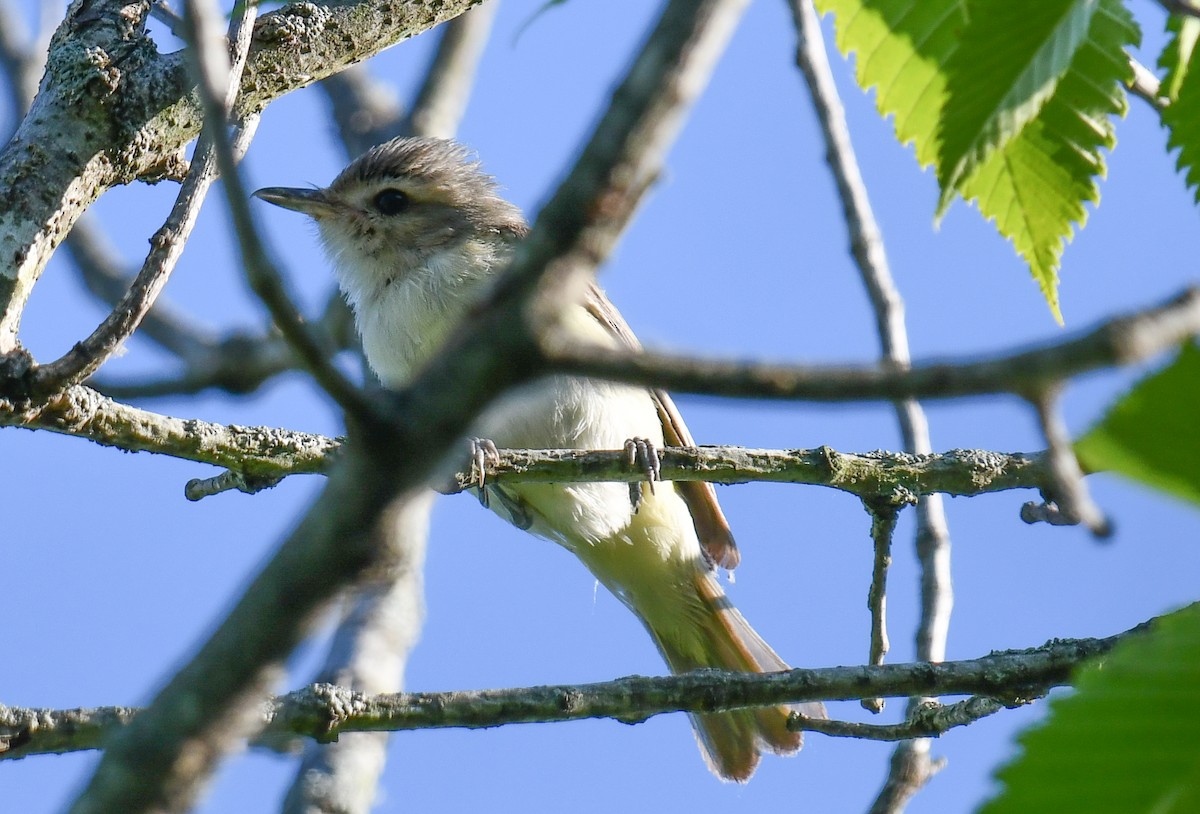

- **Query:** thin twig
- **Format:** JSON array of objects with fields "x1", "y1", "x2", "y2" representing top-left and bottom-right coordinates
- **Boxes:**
[
  {"x1": 29, "y1": 117, "x2": 260, "y2": 395},
  {"x1": 321, "y1": 66, "x2": 405, "y2": 160},
  {"x1": 180, "y1": 0, "x2": 375, "y2": 421},
  {"x1": 862, "y1": 499, "x2": 903, "y2": 713},
  {"x1": 286, "y1": 10, "x2": 497, "y2": 813},
  {"x1": 545, "y1": 286, "x2": 1200, "y2": 403},
  {"x1": 405, "y1": 3, "x2": 498, "y2": 139},
  {"x1": 1, "y1": 386, "x2": 339, "y2": 484},
  {"x1": 3, "y1": 616, "x2": 1155, "y2": 761},
  {"x1": 280, "y1": 492, "x2": 435, "y2": 814},
  {"x1": 93, "y1": 332, "x2": 299, "y2": 398},
  {"x1": 62, "y1": 3, "x2": 751, "y2": 811},
  {"x1": 149, "y1": 1, "x2": 186, "y2": 38},
  {"x1": 1027, "y1": 389, "x2": 1112, "y2": 537},
  {"x1": 785, "y1": 1, "x2": 956, "y2": 806},
  {"x1": 791, "y1": 696, "x2": 1012, "y2": 741},
  {"x1": 1128, "y1": 56, "x2": 1165, "y2": 111},
  {"x1": 63, "y1": 217, "x2": 218, "y2": 361},
  {"x1": 0, "y1": 385, "x2": 1055, "y2": 498}
]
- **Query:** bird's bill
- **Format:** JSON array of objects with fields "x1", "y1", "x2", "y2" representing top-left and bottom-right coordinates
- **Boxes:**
[{"x1": 252, "y1": 186, "x2": 336, "y2": 218}]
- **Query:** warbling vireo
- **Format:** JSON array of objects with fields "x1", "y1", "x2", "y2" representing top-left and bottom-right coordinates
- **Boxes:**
[{"x1": 254, "y1": 137, "x2": 824, "y2": 782}]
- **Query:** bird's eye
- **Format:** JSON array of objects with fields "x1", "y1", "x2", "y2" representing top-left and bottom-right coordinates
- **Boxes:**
[{"x1": 373, "y1": 188, "x2": 409, "y2": 216}]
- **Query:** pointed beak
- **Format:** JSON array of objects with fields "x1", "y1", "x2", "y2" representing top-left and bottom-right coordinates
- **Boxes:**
[{"x1": 252, "y1": 186, "x2": 337, "y2": 219}]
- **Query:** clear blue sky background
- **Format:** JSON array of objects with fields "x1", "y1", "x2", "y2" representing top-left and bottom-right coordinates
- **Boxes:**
[{"x1": 6, "y1": 1, "x2": 1199, "y2": 812}]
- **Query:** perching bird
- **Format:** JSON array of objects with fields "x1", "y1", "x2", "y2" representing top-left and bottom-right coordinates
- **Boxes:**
[{"x1": 255, "y1": 137, "x2": 824, "y2": 781}]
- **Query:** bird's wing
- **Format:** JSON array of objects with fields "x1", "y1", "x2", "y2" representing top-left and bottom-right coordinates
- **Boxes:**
[{"x1": 583, "y1": 283, "x2": 740, "y2": 570}]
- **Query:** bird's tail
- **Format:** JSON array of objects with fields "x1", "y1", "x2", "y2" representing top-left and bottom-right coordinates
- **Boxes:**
[{"x1": 648, "y1": 568, "x2": 826, "y2": 783}]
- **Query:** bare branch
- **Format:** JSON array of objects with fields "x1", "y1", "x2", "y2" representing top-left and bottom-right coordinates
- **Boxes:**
[
  {"x1": 1128, "y1": 56, "x2": 1165, "y2": 111},
  {"x1": 94, "y1": 332, "x2": 301, "y2": 399},
  {"x1": 321, "y1": 66, "x2": 405, "y2": 160},
  {"x1": 545, "y1": 286, "x2": 1200, "y2": 403},
  {"x1": 785, "y1": 1, "x2": 955, "y2": 805},
  {"x1": 181, "y1": 0, "x2": 373, "y2": 420},
  {"x1": 405, "y1": 3, "x2": 498, "y2": 139},
  {"x1": 281, "y1": 493, "x2": 434, "y2": 814},
  {"x1": 861, "y1": 499, "x2": 904, "y2": 713},
  {"x1": 792, "y1": 696, "x2": 1012, "y2": 741},
  {"x1": 0, "y1": 384, "x2": 337, "y2": 478},
  {"x1": 1026, "y1": 390, "x2": 1112, "y2": 537},
  {"x1": 4, "y1": 615, "x2": 1156, "y2": 761},
  {"x1": 0, "y1": 384, "x2": 1055, "y2": 500},
  {"x1": 29, "y1": 115, "x2": 260, "y2": 395},
  {"x1": 0, "y1": 0, "x2": 485, "y2": 353},
  {"x1": 62, "y1": 2, "x2": 748, "y2": 811},
  {"x1": 455, "y1": 445, "x2": 1052, "y2": 498},
  {"x1": 149, "y1": 1, "x2": 186, "y2": 38}
]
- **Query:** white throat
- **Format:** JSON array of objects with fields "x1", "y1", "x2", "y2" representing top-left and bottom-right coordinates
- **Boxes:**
[{"x1": 329, "y1": 236, "x2": 510, "y2": 387}]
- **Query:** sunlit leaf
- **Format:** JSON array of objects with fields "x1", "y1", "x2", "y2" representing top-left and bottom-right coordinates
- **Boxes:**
[
  {"x1": 1158, "y1": 15, "x2": 1200, "y2": 102},
  {"x1": 1161, "y1": 16, "x2": 1200, "y2": 202},
  {"x1": 937, "y1": 0, "x2": 1099, "y2": 200},
  {"x1": 1076, "y1": 342, "x2": 1200, "y2": 506},
  {"x1": 814, "y1": 0, "x2": 964, "y2": 167},
  {"x1": 980, "y1": 604, "x2": 1200, "y2": 814},
  {"x1": 815, "y1": 0, "x2": 1137, "y2": 322},
  {"x1": 955, "y1": 0, "x2": 1137, "y2": 322}
]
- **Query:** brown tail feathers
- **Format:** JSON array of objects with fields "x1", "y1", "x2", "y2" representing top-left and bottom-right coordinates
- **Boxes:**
[{"x1": 651, "y1": 569, "x2": 826, "y2": 782}]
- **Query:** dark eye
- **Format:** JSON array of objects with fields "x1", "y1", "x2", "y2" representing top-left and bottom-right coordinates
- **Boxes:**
[{"x1": 373, "y1": 188, "x2": 409, "y2": 216}]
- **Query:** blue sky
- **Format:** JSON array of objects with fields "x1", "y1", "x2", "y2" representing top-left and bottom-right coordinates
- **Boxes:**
[{"x1": 5, "y1": 1, "x2": 1199, "y2": 812}]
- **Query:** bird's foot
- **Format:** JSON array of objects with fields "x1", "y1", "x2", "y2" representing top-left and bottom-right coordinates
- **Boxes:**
[
  {"x1": 469, "y1": 437, "x2": 500, "y2": 507},
  {"x1": 624, "y1": 437, "x2": 660, "y2": 512},
  {"x1": 468, "y1": 437, "x2": 533, "y2": 529}
]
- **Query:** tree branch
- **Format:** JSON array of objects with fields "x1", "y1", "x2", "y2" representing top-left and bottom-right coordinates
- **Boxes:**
[
  {"x1": 1025, "y1": 389, "x2": 1112, "y2": 536},
  {"x1": 544, "y1": 286, "x2": 1200, "y2": 403},
  {"x1": 861, "y1": 499, "x2": 903, "y2": 713},
  {"x1": 790, "y1": 696, "x2": 1012, "y2": 741},
  {"x1": 0, "y1": 385, "x2": 1055, "y2": 499},
  {"x1": 1128, "y1": 55, "x2": 1165, "y2": 111},
  {"x1": 0, "y1": 0, "x2": 485, "y2": 354},
  {"x1": 181, "y1": 0, "x2": 373, "y2": 421},
  {"x1": 0, "y1": 384, "x2": 337, "y2": 478},
  {"x1": 786, "y1": 1, "x2": 956, "y2": 806},
  {"x1": 62, "y1": 2, "x2": 748, "y2": 810},
  {"x1": 3, "y1": 615, "x2": 1156, "y2": 761},
  {"x1": 64, "y1": 216, "x2": 219, "y2": 362},
  {"x1": 281, "y1": 493, "x2": 434, "y2": 814},
  {"x1": 285, "y1": 10, "x2": 497, "y2": 812}
]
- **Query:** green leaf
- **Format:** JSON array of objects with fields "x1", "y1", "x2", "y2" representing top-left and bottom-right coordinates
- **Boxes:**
[
  {"x1": 1161, "y1": 17, "x2": 1200, "y2": 202},
  {"x1": 1158, "y1": 15, "x2": 1200, "y2": 102},
  {"x1": 980, "y1": 604, "x2": 1200, "y2": 814},
  {"x1": 937, "y1": 0, "x2": 1099, "y2": 202},
  {"x1": 815, "y1": 0, "x2": 1137, "y2": 322},
  {"x1": 955, "y1": 0, "x2": 1138, "y2": 322},
  {"x1": 814, "y1": 0, "x2": 965, "y2": 168},
  {"x1": 1076, "y1": 342, "x2": 1200, "y2": 506}
]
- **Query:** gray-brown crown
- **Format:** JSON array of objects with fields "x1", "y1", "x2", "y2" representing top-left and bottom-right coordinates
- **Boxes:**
[{"x1": 330, "y1": 137, "x2": 527, "y2": 238}]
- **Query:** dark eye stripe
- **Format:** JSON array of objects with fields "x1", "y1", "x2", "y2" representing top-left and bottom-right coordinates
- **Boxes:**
[{"x1": 373, "y1": 188, "x2": 409, "y2": 216}]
